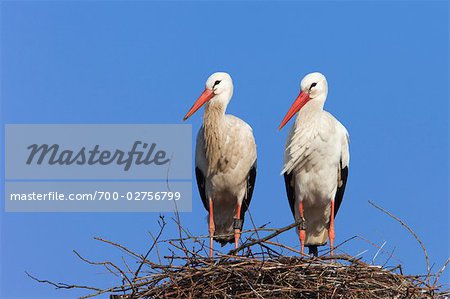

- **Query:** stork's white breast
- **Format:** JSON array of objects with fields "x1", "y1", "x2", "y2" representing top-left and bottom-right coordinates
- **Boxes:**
[
  {"x1": 195, "y1": 114, "x2": 257, "y2": 200},
  {"x1": 283, "y1": 111, "x2": 347, "y2": 206}
]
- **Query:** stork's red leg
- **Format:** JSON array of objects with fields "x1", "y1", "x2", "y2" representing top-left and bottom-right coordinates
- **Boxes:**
[
  {"x1": 234, "y1": 204, "x2": 242, "y2": 250},
  {"x1": 329, "y1": 199, "x2": 335, "y2": 256},
  {"x1": 299, "y1": 200, "x2": 306, "y2": 254},
  {"x1": 209, "y1": 198, "x2": 215, "y2": 258}
]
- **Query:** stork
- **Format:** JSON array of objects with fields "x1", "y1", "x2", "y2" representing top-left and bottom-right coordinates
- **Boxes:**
[
  {"x1": 183, "y1": 72, "x2": 257, "y2": 257},
  {"x1": 279, "y1": 72, "x2": 349, "y2": 256}
]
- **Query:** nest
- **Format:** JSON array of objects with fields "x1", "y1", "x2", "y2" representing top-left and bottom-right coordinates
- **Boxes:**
[
  {"x1": 109, "y1": 255, "x2": 442, "y2": 299},
  {"x1": 27, "y1": 202, "x2": 449, "y2": 299}
]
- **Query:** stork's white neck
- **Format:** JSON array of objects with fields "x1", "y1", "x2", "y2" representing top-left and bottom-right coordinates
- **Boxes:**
[
  {"x1": 295, "y1": 96, "x2": 326, "y2": 125},
  {"x1": 202, "y1": 100, "x2": 228, "y2": 173},
  {"x1": 203, "y1": 101, "x2": 226, "y2": 126},
  {"x1": 202, "y1": 91, "x2": 232, "y2": 126}
]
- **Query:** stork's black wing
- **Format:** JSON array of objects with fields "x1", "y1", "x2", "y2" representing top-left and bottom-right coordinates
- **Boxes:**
[
  {"x1": 240, "y1": 160, "x2": 257, "y2": 219},
  {"x1": 195, "y1": 167, "x2": 209, "y2": 211},
  {"x1": 334, "y1": 160, "x2": 348, "y2": 218},
  {"x1": 283, "y1": 172, "x2": 296, "y2": 218}
]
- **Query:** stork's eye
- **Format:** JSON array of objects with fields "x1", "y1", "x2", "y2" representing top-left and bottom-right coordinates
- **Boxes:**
[
  {"x1": 310, "y1": 82, "x2": 317, "y2": 89},
  {"x1": 213, "y1": 80, "x2": 221, "y2": 88}
]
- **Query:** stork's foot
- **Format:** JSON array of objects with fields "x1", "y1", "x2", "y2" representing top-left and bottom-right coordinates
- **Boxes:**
[
  {"x1": 299, "y1": 229, "x2": 306, "y2": 255},
  {"x1": 329, "y1": 199, "x2": 336, "y2": 257},
  {"x1": 233, "y1": 204, "x2": 243, "y2": 253},
  {"x1": 329, "y1": 227, "x2": 335, "y2": 256},
  {"x1": 209, "y1": 229, "x2": 215, "y2": 258},
  {"x1": 234, "y1": 229, "x2": 240, "y2": 249},
  {"x1": 298, "y1": 217, "x2": 306, "y2": 255},
  {"x1": 298, "y1": 201, "x2": 307, "y2": 256},
  {"x1": 209, "y1": 198, "x2": 215, "y2": 258},
  {"x1": 233, "y1": 218, "x2": 243, "y2": 250}
]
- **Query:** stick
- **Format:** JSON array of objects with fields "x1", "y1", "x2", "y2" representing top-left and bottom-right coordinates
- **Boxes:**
[
  {"x1": 227, "y1": 221, "x2": 298, "y2": 256},
  {"x1": 368, "y1": 200, "x2": 431, "y2": 283}
]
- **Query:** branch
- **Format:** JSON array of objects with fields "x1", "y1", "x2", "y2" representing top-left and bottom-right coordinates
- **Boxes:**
[
  {"x1": 133, "y1": 215, "x2": 166, "y2": 282},
  {"x1": 227, "y1": 221, "x2": 299, "y2": 256},
  {"x1": 368, "y1": 200, "x2": 431, "y2": 283}
]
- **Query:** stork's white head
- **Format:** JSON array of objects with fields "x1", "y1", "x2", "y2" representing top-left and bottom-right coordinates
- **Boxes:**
[
  {"x1": 206, "y1": 72, "x2": 233, "y2": 100},
  {"x1": 279, "y1": 72, "x2": 328, "y2": 130},
  {"x1": 300, "y1": 72, "x2": 328, "y2": 100},
  {"x1": 183, "y1": 72, "x2": 233, "y2": 121}
]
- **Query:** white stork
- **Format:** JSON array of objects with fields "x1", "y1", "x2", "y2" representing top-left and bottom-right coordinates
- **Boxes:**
[
  {"x1": 279, "y1": 72, "x2": 349, "y2": 256},
  {"x1": 183, "y1": 72, "x2": 257, "y2": 257}
]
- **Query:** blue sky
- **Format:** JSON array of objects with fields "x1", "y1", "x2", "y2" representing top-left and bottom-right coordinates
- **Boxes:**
[{"x1": 1, "y1": 1, "x2": 449, "y2": 298}]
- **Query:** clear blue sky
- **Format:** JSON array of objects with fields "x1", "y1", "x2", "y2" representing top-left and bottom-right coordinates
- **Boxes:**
[{"x1": 1, "y1": 1, "x2": 448, "y2": 298}]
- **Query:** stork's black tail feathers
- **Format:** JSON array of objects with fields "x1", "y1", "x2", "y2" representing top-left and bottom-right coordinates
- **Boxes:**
[
  {"x1": 308, "y1": 245, "x2": 318, "y2": 257},
  {"x1": 215, "y1": 235, "x2": 234, "y2": 247}
]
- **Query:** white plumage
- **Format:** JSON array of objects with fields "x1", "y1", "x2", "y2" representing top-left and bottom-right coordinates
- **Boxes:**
[{"x1": 279, "y1": 72, "x2": 349, "y2": 256}]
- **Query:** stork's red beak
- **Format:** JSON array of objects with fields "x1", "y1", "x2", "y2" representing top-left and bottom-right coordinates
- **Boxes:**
[
  {"x1": 183, "y1": 89, "x2": 214, "y2": 121},
  {"x1": 278, "y1": 91, "x2": 310, "y2": 130}
]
